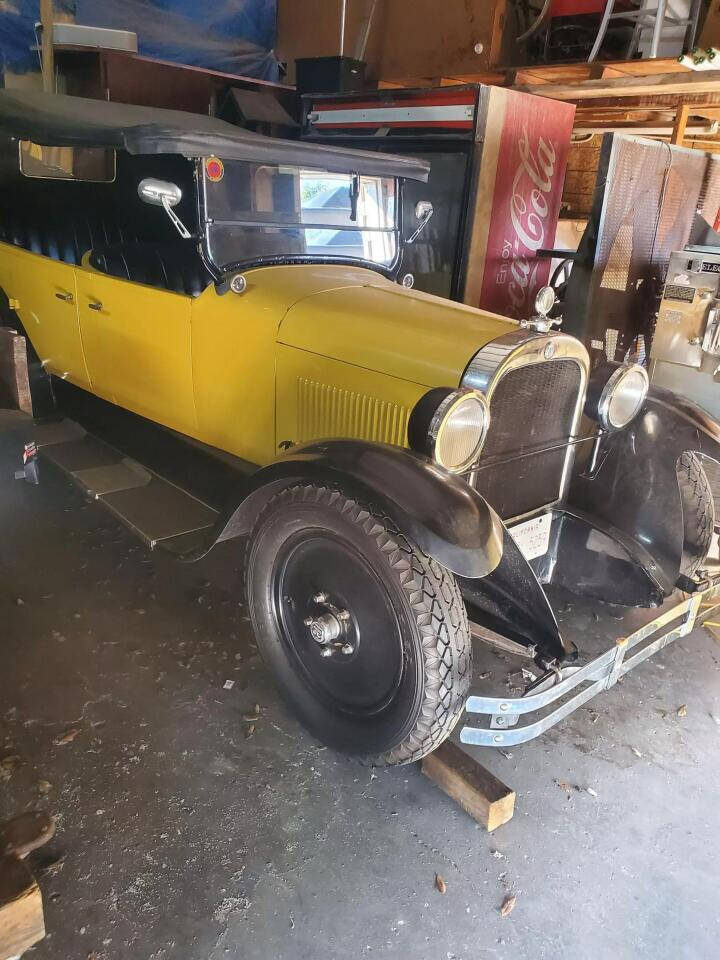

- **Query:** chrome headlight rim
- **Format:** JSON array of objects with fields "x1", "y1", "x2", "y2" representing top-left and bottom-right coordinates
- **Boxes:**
[
  {"x1": 597, "y1": 362, "x2": 649, "y2": 431},
  {"x1": 409, "y1": 387, "x2": 491, "y2": 474}
]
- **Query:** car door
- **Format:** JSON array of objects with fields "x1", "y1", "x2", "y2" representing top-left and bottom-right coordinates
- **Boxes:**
[
  {"x1": 75, "y1": 266, "x2": 197, "y2": 438},
  {"x1": 0, "y1": 244, "x2": 91, "y2": 390}
]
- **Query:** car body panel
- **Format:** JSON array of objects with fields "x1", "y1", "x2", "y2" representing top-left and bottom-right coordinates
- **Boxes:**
[
  {"x1": 75, "y1": 263, "x2": 197, "y2": 437},
  {"x1": 275, "y1": 343, "x2": 428, "y2": 454},
  {"x1": 278, "y1": 279, "x2": 515, "y2": 388},
  {"x1": 0, "y1": 241, "x2": 91, "y2": 390},
  {"x1": 189, "y1": 263, "x2": 397, "y2": 465}
]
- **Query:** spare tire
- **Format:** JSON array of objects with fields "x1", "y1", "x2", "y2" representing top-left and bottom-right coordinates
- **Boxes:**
[{"x1": 677, "y1": 451, "x2": 714, "y2": 577}]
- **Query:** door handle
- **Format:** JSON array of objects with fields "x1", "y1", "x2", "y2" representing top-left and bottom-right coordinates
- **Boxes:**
[
  {"x1": 55, "y1": 291, "x2": 74, "y2": 302},
  {"x1": 87, "y1": 300, "x2": 103, "y2": 311}
]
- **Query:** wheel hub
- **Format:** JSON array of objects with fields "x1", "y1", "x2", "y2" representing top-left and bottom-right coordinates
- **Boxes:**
[{"x1": 304, "y1": 591, "x2": 354, "y2": 657}]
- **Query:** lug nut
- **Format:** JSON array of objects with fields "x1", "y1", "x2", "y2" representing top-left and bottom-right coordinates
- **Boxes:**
[
  {"x1": 320, "y1": 647, "x2": 333, "y2": 658},
  {"x1": 313, "y1": 592, "x2": 329, "y2": 603},
  {"x1": 341, "y1": 643, "x2": 354, "y2": 655},
  {"x1": 303, "y1": 617, "x2": 313, "y2": 626},
  {"x1": 338, "y1": 610, "x2": 351, "y2": 621}
]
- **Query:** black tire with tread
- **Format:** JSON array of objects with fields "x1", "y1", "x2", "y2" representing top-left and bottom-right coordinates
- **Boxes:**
[
  {"x1": 677, "y1": 451, "x2": 714, "y2": 577},
  {"x1": 244, "y1": 482, "x2": 472, "y2": 766}
]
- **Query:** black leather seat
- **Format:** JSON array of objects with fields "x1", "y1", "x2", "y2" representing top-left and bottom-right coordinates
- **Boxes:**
[
  {"x1": 0, "y1": 213, "x2": 137, "y2": 265},
  {"x1": 0, "y1": 209, "x2": 211, "y2": 296},
  {"x1": 89, "y1": 242, "x2": 212, "y2": 297}
]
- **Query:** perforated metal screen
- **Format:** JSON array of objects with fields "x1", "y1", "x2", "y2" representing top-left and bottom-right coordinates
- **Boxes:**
[{"x1": 564, "y1": 135, "x2": 718, "y2": 365}]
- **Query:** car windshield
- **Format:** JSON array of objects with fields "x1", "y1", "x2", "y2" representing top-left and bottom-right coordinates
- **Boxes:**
[{"x1": 201, "y1": 159, "x2": 397, "y2": 271}]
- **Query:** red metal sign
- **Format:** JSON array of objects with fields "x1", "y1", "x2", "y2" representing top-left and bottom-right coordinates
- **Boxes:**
[{"x1": 479, "y1": 92, "x2": 574, "y2": 319}]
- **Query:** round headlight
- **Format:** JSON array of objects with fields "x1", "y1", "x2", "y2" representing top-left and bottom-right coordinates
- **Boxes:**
[
  {"x1": 587, "y1": 362, "x2": 649, "y2": 431},
  {"x1": 408, "y1": 387, "x2": 490, "y2": 473}
]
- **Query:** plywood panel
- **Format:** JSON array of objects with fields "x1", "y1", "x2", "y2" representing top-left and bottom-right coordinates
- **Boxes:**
[
  {"x1": 561, "y1": 136, "x2": 603, "y2": 217},
  {"x1": 380, "y1": 0, "x2": 506, "y2": 79},
  {"x1": 276, "y1": 0, "x2": 386, "y2": 82},
  {"x1": 277, "y1": 0, "x2": 507, "y2": 84}
]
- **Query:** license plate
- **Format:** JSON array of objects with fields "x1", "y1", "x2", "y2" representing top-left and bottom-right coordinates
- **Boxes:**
[{"x1": 509, "y1": 512, "x2": 552, "y2": 562}]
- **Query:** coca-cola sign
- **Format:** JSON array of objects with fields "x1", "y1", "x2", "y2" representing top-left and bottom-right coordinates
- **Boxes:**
[{"x1": 479, "y1": 91, "x2": 574, "y2": 320}]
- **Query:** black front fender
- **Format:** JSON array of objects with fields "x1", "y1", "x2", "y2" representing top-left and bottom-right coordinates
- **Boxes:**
[
  {"x1": 191, "y1": 439, "x2": 570, "y2": 664},
  {"x1": 570, "y1": 385, "x2": 720, "y2": 592},
  {"x1": 212, "y1": 440, "x2": 505, "y2": 579}
]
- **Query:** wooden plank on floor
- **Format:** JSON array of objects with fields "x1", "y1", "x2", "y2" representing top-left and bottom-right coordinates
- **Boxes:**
[
  {"x1": 421, "y1": 740, "x2": 515, "y2": 832},
  {"x1": 0, "y1": 856, "x2": 45, "y2": 959}
]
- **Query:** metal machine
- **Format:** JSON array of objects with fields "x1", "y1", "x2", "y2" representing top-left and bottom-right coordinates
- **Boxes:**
[{"x1": 650, "y1": 247, "x2": 720, "y2": 417}]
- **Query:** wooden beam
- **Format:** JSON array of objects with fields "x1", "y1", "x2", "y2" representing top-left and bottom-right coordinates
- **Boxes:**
[
  {"x1": 488, "y1": 0, "x2": 507, "y2": 67},
  {"x1": 0, "y1": 857, "x2": 45, "y2": 959},
  {"x1": 377, "y1": 76, "x2": 438, "y2": 89},
  {"x1": 515, "y1": 69, "x2": 720, "y2": 102},
  {"x1": 589, "y1": 64, "x2": 629, "y2": 79},
  {"x1": 0, "y1": 328, "x2": 32, "y2": 415},
  {"x1": 690, "y1": 106, "x2": 720, "y2": 119},
  {"x1": 672, "y1": 103, "x2": 691, "y2": 144},
  {"x1": 421, "y1": 740, "x2": 515, "y2": 832},
  {"x1": 572, "y1": 92, "x2": 720, "y2": 109},
  {"x1": 40, "y1": 0, "x2": 54, "y2": 93}
]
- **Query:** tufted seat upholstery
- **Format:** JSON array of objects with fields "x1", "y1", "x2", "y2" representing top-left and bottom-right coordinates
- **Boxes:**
[
  {"x1": 89, "y1": 242, "x2": 212, "y2": 297},
  {"x1": 0, "y1": 214, "x2": 138, "y2": 265}
]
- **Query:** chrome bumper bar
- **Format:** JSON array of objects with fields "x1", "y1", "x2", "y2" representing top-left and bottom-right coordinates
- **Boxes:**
[{"x1": 460, "y1": 585, "x2": 717, "y2": 748}]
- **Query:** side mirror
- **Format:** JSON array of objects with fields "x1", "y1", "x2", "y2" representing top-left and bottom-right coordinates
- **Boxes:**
[
  {"x1": 406, "y1": 200, "x2": 434, "y2": 245},
  {"x1": 415, "y1": 200, "x2": 434, "y2": 221},
  {"x1": 138, "y1": 178, "x2": 182, "y2": 207},
  {"x1": 137, "y1": 178, "x2": 191, "y2": 239}
]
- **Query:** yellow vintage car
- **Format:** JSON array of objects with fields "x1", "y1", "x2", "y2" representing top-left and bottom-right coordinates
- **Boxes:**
[{"x1": 1, "y1": 90, "x2": 719, "y2": 765}]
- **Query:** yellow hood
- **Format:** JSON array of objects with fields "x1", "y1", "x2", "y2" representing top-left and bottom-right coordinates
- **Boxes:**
[{"x1": 276, "y1": 266, "x2": 516, "y2": 388}]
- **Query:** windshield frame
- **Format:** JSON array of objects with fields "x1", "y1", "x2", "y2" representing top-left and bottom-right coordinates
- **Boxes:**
[{"x1": 196, "y1": 158, "x2": 404, "y2": 279}]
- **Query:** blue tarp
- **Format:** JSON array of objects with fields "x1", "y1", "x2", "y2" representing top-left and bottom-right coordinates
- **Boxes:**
[
  {"x1": 0, "y1": 0, "x2": 278, "y2": 80},
  {"x1": 0, "y1": 0, "x2": 74, "y2": 75}
]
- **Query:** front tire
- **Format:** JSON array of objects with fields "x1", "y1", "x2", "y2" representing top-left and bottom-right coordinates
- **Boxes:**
[
  {"x1": 677, "y1": 451, "x2": 714, "y2": 577},
  {"x1": 244, "y1": 482, "x2": 472, "y2": 765}
]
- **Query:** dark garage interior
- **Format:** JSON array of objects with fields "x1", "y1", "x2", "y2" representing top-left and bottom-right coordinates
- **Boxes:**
[{"x1": 2, "y1": 3, "x2": 720, "y2": 960}]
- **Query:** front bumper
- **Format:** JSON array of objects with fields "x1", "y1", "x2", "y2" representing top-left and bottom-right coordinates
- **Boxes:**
[{"x1": 460, "y1": 579, "x2": 720, "y2": 747}]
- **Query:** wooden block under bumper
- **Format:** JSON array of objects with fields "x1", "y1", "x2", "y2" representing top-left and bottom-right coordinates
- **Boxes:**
[
  {"x1": 421, "y1": 740, "x2": 515, "y2": 832},
  {"x1": 0, "y1": 856, "x2": 45, "y2": 959}
]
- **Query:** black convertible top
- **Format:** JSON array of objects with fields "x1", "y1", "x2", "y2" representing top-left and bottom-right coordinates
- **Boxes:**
[{"x1": 0, "y1": 90, "x2": 430, "y2": 182}]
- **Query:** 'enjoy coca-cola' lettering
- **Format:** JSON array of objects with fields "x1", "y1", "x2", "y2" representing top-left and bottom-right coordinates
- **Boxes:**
[
  {"x1": 506, "y1": 126, "x2": 557, "y2": 317},
  {"x1": 478, "y1": 95, "x2": 573, "y2": 319}
]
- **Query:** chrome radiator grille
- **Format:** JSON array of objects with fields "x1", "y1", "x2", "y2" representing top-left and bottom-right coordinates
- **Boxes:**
[{"x1": 474, "y1": 359, "x2": 582, "y2": 520}]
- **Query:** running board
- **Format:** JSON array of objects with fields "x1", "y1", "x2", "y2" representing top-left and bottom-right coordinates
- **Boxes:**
[{"x1": 31, "y1": 419, "x2": 218, "y2": 552}]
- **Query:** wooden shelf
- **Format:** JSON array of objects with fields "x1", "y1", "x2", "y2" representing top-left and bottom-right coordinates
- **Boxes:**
[{"x1": 379, "y1": 56, "x2": 693, "y2": 91}]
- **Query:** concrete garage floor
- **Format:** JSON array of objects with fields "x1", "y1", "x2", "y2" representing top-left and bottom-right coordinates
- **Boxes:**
[{"x1": 1, "y1": 410, "x2": 720, "y2": 960}]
